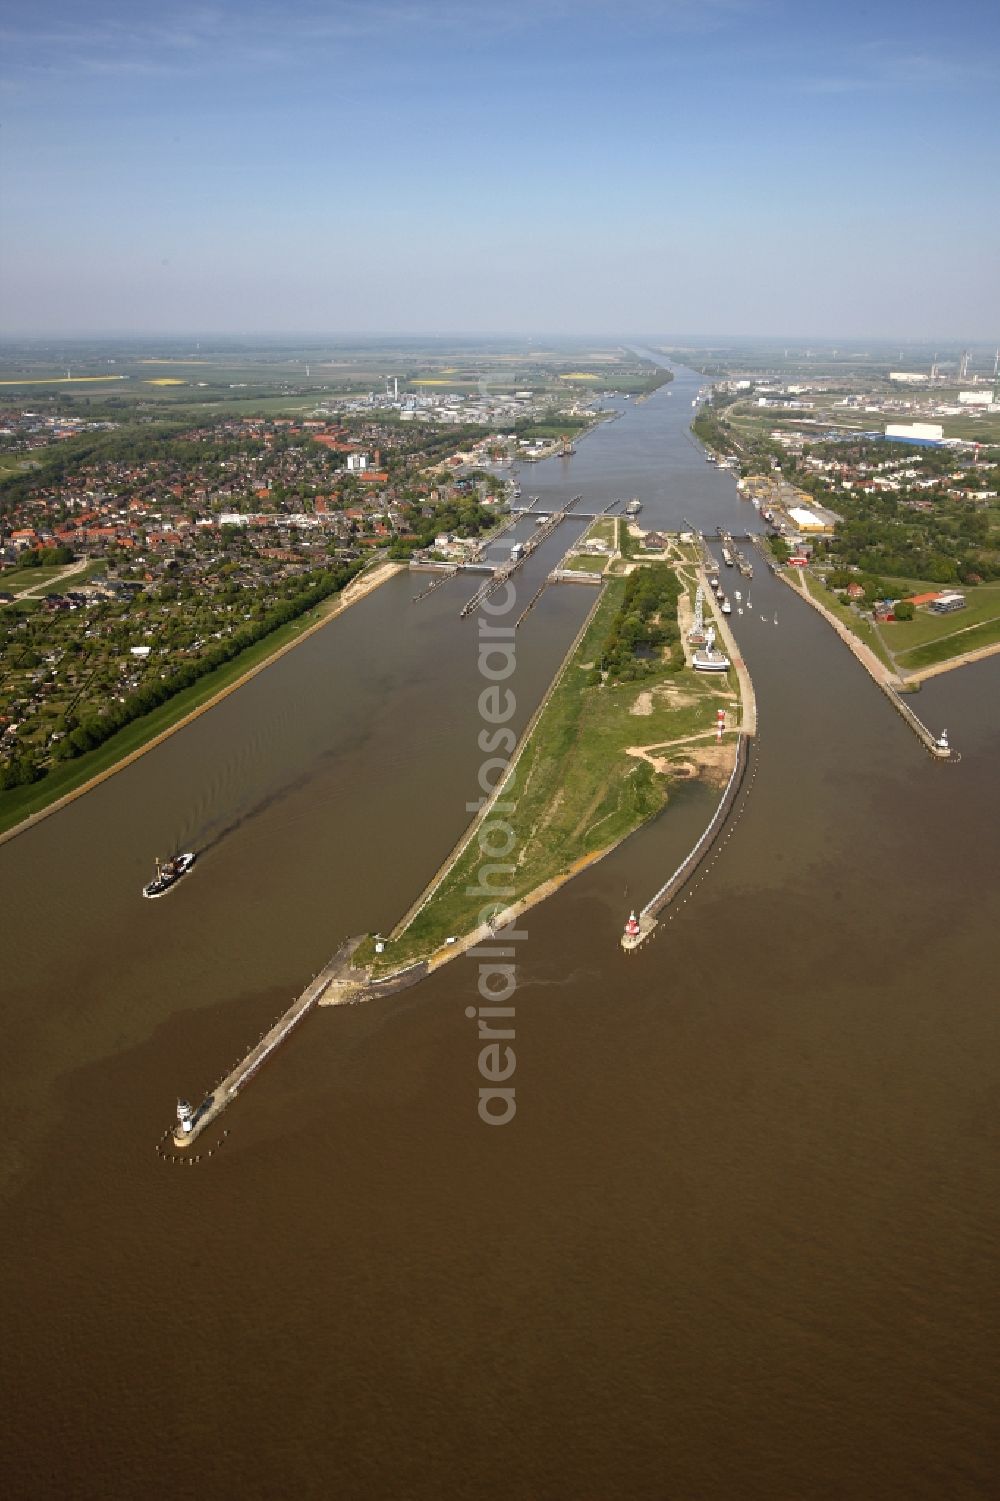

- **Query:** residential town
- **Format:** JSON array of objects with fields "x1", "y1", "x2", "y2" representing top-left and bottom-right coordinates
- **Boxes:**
[{"x1": 0, "y1": 407, "x2": 542, "y2": 789}]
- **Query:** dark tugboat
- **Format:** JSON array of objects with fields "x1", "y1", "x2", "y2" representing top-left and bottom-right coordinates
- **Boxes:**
[{"x1": 142, "y1": 852, "x2": 196, "y2": 899}]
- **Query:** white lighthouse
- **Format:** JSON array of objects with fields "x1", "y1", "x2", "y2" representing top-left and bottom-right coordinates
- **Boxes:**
[{"x1": 176, "y1": 1098, "x2": 195, "y2": 1135}]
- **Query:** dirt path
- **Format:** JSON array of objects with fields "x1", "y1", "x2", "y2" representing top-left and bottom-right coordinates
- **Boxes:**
[{"x1": 15, "y1": 557, "x2": 92, "y2": 597}]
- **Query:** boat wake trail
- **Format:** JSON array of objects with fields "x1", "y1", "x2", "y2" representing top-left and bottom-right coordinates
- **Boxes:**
[
  {"x1": 516, "y1": 967, "x2": 600, "y2": 993},
  {"x1": 192, "y1": 765, "x2": 320, "y2": 855}
]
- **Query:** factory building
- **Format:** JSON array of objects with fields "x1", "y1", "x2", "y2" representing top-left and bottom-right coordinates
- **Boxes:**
[
  {"x1": 884, "y1": 422, "x2": 944, "y2": 446},
  {"x1": 787, "y1": 505, "x2": 831, "y2": 533}
]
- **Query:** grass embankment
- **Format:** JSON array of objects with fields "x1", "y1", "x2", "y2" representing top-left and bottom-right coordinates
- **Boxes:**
[
  {"x1": 895, "y1": 613, "x2": 1000, "y2": 671},
  {"x1": 369, "y1": 577, "x2": 733, "y2": 973},
  {"x1": 0, "y1": 572, "x2": 389, "y2": 838},
  {"x1": 802, "y1": 572, "x2": 1000, "y2": 676},
  {"x1": 800, "y1": 570, "x2": 895, "y2": 671}
]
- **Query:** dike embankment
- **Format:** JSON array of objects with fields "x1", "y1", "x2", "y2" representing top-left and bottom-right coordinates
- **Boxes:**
[
  {"x1": 778, "y1": 569, "x2": 956, "y2": 761},
  {"x1": 0, "y1": 560, "x2": 404, "y2": 850}
]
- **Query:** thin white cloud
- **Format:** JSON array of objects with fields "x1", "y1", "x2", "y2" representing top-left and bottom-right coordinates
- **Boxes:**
[
  {"x1": 799, "y1": 44, "x2": 999, "y2": 95},
  {"x1": 2, "y1": 0, "x2": 757, "y2": 80}
]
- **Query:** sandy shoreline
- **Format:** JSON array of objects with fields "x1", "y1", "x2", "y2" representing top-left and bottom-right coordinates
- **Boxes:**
[
  {"x1": 320, "y1": 845, "x2": 618, "y2": 1003},
  {"x1": 367, "y1": 735, "x2": 737, "y2": 991},
  {"x1": 0, "y1": 560, "x2": 403, "y2": 849}
]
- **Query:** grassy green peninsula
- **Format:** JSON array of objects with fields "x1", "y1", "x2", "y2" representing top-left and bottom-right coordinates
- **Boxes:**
[{"x1": 360, "y1": 547, "x2": 745, "y2": 976}]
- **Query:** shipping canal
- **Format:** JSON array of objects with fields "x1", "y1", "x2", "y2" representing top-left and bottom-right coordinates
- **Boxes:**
[{"x1": 1, "y1": 362, "x2": 997, "y2": 1499}]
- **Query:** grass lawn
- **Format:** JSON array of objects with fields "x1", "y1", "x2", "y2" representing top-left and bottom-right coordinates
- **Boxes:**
[
  {"x1": 0, "y1": 454, "x2": 40, "y2": 478},
  {"x1": 885, "y1": 583, "x2": 1000, "y2": 655},
  {"x1": 938, "y1": 413, "x2": 1000, "y2": 443},
  {"x1": 0, "y1": 565, "x2": 73, "y2": 594},
  {"x1": 0, "y1": 599, "x2": 342, "y2": 836},
  {"x1": 564, "y1": 552, "x2": 608, "y2": 573},
  {"x1": 895, "y1": 611, "x2": 1000, "y2": 671},
  {"x1": 583, "y1": 517, "x2": 616, "y2": 545},
  {"x1": 873, "y1": 574, "x2": 952, "y2": 597},
  {"x1": 371, "y1": 577, "x2": 732, "y2": 972},
  {"x1": 41, "y1": 563, "x2": 108, "y2": 594}
]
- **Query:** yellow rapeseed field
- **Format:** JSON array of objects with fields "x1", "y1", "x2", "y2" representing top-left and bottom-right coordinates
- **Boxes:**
[{"x1": 0, "y1": 375, "x2": 127, "y2": 386}]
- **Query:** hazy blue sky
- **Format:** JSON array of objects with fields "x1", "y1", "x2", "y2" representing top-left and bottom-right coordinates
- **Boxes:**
[{"x1": 2, "y1": 0, "x2": 998, "y2": 338}]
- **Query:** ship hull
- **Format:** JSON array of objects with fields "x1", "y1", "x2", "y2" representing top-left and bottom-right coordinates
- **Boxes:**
[{"x1": 142, "y1": 852, "x2": 196, "y2": 899}]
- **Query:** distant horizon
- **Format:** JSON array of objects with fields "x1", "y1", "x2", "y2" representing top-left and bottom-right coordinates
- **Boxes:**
[
  {"x1": 1, "y1": 332, "x2": 996, "y2": 351},
  {"x1": 3, "y1": 1, "x2": 998, "y2": 340}
]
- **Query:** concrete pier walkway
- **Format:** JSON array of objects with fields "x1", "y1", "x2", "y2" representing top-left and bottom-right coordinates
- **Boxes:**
[
  {"x1": 622, "y1": 733, "x2": 751, "y2": 952},
  {"x1": 170, "y1": 941, "x2": 426, "y2": 1148},
  {"x1": 778, "y1": 568, "x2": 957, "y2": 760}
]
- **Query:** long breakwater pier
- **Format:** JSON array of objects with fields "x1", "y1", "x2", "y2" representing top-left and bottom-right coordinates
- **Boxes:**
[
  {"x1": 169, "y1": 941, "x2": 427, "y2": 1149},
  {"x1": 774, "y1": 567, "x2": 959, "y2": 762},
  {"x1": 623, "y1": 733, "x2": 752, "y2": 952},
  {"x1": 741, "y1": 533, "x2": 956, "y2": 761},
  {"x1": 622, "y1": 546, "x2": 758, "y2": 953}
]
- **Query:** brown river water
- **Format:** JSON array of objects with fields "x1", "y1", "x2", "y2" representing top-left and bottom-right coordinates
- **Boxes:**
[{"x1": 1, "y1": 363, "x2": 997, "y2": 1499}]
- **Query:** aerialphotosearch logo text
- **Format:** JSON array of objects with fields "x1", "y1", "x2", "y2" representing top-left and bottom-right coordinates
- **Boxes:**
[{"x1": 467, "y1": 581, "x2": 524, "y2": 1125}]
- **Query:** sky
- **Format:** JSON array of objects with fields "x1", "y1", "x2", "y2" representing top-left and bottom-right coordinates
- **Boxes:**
[{"x1": 1, "y1": 0, "x2": 999, "y2": 339}]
